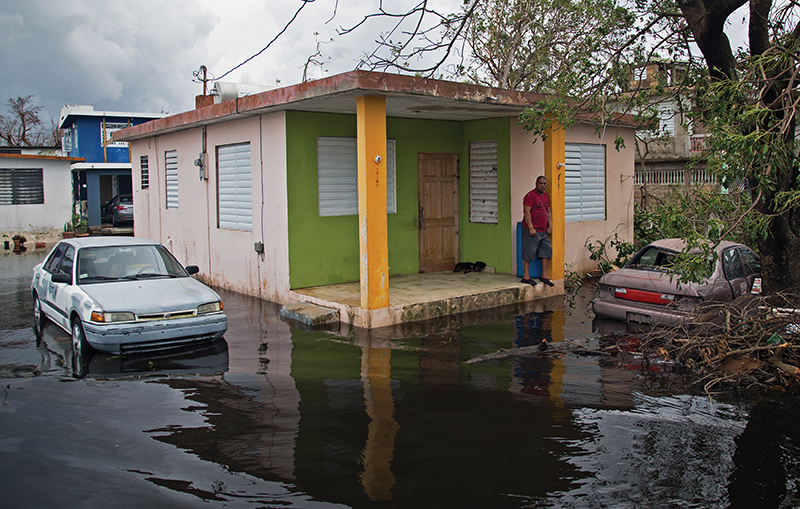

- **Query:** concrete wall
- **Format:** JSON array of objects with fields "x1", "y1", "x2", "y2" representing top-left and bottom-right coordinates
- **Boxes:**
[
  {"x1": 460, "y1": 118, "x2": 512, "y2": 274},
  {"x1": 285, "y1": 111, "x2": 465, "y2": 289},
  {"x1": 510, "y1": 122, "x2": 635, "y2": 277},
  {"x1": 0, "y1": 156, "x2": 73, "y2": 240},
  {"x1": 129, "y1": 112, "x2": 291, "y2": 303}
]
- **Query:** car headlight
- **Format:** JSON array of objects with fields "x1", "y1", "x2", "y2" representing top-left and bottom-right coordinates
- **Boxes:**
[
  {"x1": 197, "y1": 301, "x2": 223, "y2": 315},
  {"x1": 91, "y1": 311, "x2": 135, "y2": 323}
]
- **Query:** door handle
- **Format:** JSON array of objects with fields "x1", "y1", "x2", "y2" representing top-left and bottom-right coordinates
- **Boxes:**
[{"x1": 419, "y1": 205, "x2": 425, "y2": 229}]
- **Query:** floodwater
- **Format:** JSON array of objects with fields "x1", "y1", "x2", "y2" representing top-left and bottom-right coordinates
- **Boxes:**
[{"x1": 2, "y1": 249, "x2": 800, "y2": 508}]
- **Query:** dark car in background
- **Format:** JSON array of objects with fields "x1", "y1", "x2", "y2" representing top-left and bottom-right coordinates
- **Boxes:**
[
  {"x1": 102, "y1": 194, "x2": 133, "y2": 226},
  {"x1": 592, "y1": 238, "x2": 761, "y2": 326}
]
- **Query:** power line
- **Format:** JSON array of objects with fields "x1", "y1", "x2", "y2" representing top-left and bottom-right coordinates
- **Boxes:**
[{"x1": 208, "y1": 0, "x2": 315, "y2": 83}]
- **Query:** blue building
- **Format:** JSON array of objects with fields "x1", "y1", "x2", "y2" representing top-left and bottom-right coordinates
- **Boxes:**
[{"x1": 59, "y1": 105, "x2": 164, "y2": 227}]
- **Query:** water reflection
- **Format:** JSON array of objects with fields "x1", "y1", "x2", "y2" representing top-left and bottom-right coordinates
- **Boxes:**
[{"x1": 5, "y1": 250, "x2": 800, "y2": 507}]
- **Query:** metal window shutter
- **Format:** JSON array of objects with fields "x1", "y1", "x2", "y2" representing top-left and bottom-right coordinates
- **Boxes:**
[
  {"x1": 565, "y1": 143, "x2": 606, "y2": 223},
  {"x1": 469, "y1": 140, "x2": 498, "y2": 224},
  {"x1": 0, "y1": 169, "x2": 43, "y2": 205},
  {"x1": 14, "y1": 168, "x2": 44, "y2": 204},
  {"x1": 165, "y1": 151, "x2": 179, "y2": 209},
  {"x1": 0, "y1": 169, "x2": 14, "y2": 204},
  {"x1": 140, "y1": 155, "x2": 149, "y2": 189},
  {"x1": 317, "y1": 137, "x2": 396, "y2": 217},
  {"x1": 218, "y1": 143, "x2": 253, "y2": 231},
  {"x1": 659, "y1": 101, "x2": 675, "y2": 136}
]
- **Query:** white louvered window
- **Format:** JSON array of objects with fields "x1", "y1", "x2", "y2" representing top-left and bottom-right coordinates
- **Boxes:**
[
  {"x1": 469, "y1": 140, "x2": 498, "y2": 224},
  {"x1": 317, "y1": 137, "x2": 396, "y2": 217},
  {"x1": 165, "y1": 150, "x2": 178, "y2": 209},
  {"x1": 217, "y1": 143, "x2": 253, "y2": 231},
  {"x1": 565, "y1": 143, "x2": 606, "y2": 223},
  {"x1": 140, "y1": 155, "x2": 149, "y2": 190},
  {"x1": 658, "y1": 101, "x2": 675, "y2": 136}
]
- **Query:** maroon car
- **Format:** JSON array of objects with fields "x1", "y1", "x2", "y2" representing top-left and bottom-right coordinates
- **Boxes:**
[{"x1": 592, "y1": 238, "x2": 761, "y2": 325}]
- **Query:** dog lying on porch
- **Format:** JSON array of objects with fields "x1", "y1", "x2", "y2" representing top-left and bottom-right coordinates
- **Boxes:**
[{"x1": 453, "y1": 261, "x2": 487, "y2": 273}]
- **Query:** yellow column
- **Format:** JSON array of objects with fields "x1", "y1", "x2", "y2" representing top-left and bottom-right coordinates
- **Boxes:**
[
  {"x1": 544, "y1": 119, "x2": 565, "y2": 280},
  {"x1": 357, "y1": 96, "x2": 389, "y2": 309}
]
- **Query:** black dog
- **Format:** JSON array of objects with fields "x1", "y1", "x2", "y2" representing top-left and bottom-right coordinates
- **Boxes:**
[{"x1": 453, "y1": 261, "x2": 487, "y2": 273}]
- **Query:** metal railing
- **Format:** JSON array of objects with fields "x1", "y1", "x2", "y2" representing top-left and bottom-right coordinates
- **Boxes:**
[{"x1": 635, "y1": 168, "x2": 716, "y2": 185}]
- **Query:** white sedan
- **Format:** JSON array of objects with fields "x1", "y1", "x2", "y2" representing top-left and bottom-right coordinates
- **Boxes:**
[{"x1": 31, "y1": 237, "x2": 227, "y2": 355}]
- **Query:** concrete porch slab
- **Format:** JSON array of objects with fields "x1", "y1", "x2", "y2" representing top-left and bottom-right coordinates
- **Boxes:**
[
  {"x1": 289, "y1": 271, "x2": 564, "y2": 329},
  {"x1": 279, "y1": 302, "x2": 340, "y2": 328}
]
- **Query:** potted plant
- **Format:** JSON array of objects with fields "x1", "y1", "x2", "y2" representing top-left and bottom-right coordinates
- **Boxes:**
[
  {"x1": 62, "y1": 221, "x2": 74, "y2": 239},
  {"x1": 2, "y1": 234, "x2": 9, "y2": 250},
  {"x1": 30, "y1": 225, "x2": 47, "y2": 249},
  {"x1": 12, "y1": 234, "x2": 27, "y2": 252}
]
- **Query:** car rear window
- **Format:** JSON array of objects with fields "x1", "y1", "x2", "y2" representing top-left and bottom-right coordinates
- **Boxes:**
[{"x1": 628, "y1": 246, "x2": 677, "y2": 270}]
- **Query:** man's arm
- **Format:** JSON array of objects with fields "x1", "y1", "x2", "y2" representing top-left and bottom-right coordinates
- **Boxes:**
[{"x1": 524, "y1": 205, "x2": 535, "y2": 235}]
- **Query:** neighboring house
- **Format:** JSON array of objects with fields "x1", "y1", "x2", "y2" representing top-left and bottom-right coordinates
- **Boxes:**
[
  {"x1": 58, "y1": 105, "x2": 165, "y2": 227},
  {"x1": 0, "y1": 152, "x2": 84, "y2": 240},
  {"x1": 629, "y1": 61, "x2": 715, "y2": 205},
  {"x1": 0, "y1": 146, "x2": 62, "y2": 156},
  {"x1": 115, "y1": 71, "x2": 635, "y2": 321}
]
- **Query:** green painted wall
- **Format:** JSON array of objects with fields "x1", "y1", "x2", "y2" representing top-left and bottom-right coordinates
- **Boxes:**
[
  {"x1": 286, "y1": 111, "x2": 513, "y2": 289},
  {"x1": 460, "y1": 118, "x2": 512, "y2": 274}
]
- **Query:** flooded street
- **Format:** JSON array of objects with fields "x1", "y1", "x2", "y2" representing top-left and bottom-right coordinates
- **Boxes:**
[{"x1": 2, "y1": 250, "x2": 799, "y2": 508}]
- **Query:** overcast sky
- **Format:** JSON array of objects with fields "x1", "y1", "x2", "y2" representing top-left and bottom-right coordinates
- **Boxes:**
[
  {"x1": 0, "y1": 0, "x2": 463, "y2": 125},
  {"x1": 1, "y1": 0, "x2": 750, "y2": 127}
]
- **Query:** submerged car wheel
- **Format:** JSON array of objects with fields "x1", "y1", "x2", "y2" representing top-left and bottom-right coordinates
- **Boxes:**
[
  {"x1": 32, "y1": 295, "x2": 46, "y2": 340},
  {"x1": 71, "y1": 318, "x2": 91, "y2": 358}
]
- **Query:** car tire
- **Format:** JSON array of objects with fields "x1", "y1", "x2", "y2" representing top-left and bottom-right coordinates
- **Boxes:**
[
  {"x1": 32, "y1": 294, "x2": 47, "y2": 340},
  {"x1": 71, "y1": 318, "x2": 92, "y2": 358}
]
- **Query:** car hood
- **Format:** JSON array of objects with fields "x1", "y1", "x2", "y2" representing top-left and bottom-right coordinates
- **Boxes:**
[
  {"x1": 599, "y1": 268, "x2": 705, "y2": 297},
  {"x1": 81, "y1": 277, "x2": 221, "y2": 314}
]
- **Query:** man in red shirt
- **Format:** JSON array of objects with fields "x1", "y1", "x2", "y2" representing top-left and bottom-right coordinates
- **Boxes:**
[{"x1": 521, "y1": 176, "x2": 554, "y2": 286}]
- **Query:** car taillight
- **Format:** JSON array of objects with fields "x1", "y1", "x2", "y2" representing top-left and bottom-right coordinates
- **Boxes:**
[
  {"x1": 116, "y1": 205, "x2": 124, "y2": 210},
  {"x1": 615, "y1": 287, "x2": 675, "y2": 306}
]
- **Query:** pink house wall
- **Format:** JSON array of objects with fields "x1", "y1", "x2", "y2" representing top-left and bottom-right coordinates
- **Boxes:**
[
  {"x1": 130, "y1": 112, "x2": 292, "y2": 302},
  {"x1": 510, "y1": 121, "x2": 635, "y2": 277}
]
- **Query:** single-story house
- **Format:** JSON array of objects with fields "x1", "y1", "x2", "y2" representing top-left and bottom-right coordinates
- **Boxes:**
[
  {"x1": 115, "y1": 72, "x2": 635, "y2": 327},
  {"x1": 0, "y1": 152, "x2": 84, "y2": 241}
]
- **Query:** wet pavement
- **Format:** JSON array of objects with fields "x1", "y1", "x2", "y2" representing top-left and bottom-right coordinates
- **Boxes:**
[{"x1": 2, "y1": 248, "x2": 800, "y2": 508}]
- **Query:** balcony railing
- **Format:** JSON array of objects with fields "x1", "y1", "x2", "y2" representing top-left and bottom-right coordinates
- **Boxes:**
[{"x1": 635, "y1": 168, "x2": 716, "y2": 185}]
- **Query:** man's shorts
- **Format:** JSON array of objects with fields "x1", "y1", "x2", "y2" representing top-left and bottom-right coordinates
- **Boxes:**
[{"x1": 521, "y1": 231, "x2": 552, "y2": 261}]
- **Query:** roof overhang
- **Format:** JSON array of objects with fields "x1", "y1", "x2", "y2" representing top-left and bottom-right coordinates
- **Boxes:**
[
  {"x1": 59, "y1": 108, "x2": 167, "y2": 130},
  {"x1": 70, "y1": 162, "x2": 131, "y2": 170},
  {"x1": 114, "y1": 71, "x2": 552, "y2": 142},
  {"x1": 0, "y1": 153, "x2": 84, "y2": 163}
]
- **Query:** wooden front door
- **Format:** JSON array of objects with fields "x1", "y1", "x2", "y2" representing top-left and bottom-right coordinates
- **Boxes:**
[{"x1": 418, "y1": 153, "x2": 460, "y2": 272}]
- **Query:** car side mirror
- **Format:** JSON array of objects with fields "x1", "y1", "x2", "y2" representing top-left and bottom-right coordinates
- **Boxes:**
[
  {"x1": 52, "y1": 273, "x2": 72, "y2": 284},
  {"x1": 185, "y1": 265, "x2": 199, "y2": 275}
]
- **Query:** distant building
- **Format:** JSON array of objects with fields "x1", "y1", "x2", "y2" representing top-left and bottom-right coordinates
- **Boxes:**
[
  {"x1": 628, "y1": 61, "x2": 715, "y2": 205},
  {"x1": 0, "y1": 152, "x2": 83, "y2": 240},
  {"x1": 58, "y1": 105, "x2": 165, "y2": 227}
]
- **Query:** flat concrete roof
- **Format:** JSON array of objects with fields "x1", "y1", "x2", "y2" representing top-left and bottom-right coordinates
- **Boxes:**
[{"x1": 114, "y1": 71, "x2": 553, "y2": 142}]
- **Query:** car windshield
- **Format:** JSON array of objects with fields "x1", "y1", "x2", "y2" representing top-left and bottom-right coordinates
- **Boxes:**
[{"x1": 77, "y1": 244, "x2": 188, "y2": 283}]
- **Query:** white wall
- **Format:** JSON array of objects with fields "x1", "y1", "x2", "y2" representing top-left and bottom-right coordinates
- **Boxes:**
[
  {"x1": 0, "y1": 156, "x2": 73, "y2": 240},
  {"x1": 510, "y1": 122, "x2": 636, "y2": 276},
  {"x1": 129, "y1": 112, "x2": 291, "y2": 303}
]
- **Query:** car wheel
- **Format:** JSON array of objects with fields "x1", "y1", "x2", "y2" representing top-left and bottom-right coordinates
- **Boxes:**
[
  {"x1": 32, "y1": 295, "x2": 47, "y2": 339},
  {"x1": 71, "y1": 318, "x2": 91, "y2": 358}
]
